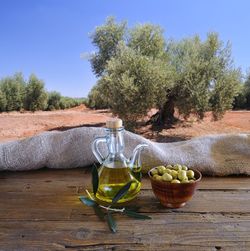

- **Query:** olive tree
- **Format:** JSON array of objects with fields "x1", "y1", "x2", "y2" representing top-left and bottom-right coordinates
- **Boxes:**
[
  {"x1": 162, "y1": 33, "x2": 241, "y2": 121},
  {"x1": 0, "y1": 89, "x2": 7, "y2": 112},
  {"x1": 90, "y1": 16, "x2": 127, "y2": 77},
  {"x1": 87, "y1": 82, "x2": 110, "y2": 109},
  {"x1": 128, "y1": 24, "x2": 166, "y2": 59},
  {"x1": 210, "y1": 69, "x2": 242, "y2": 119},
  {"x1": 47, "y1": 91, "x2": 61, "y2": 110},
  {"x1": 89, "y1": 18, "x2": 241, "y2": 124},
  {"x1": 244, "y1": 73, "x2": 250, "y2": 108},
  {"x1": 89, "y1": 19, "x2": 173, "y2": 122},
  {"x1": 98, "y1": 42, "x2": 172, "y2": 122},
  {"x1": 0, "y1": 73, "x2": 26, "y2": 111},
  {"x1": 24, "y1": 74, "x2": 48, "y2": 111}
]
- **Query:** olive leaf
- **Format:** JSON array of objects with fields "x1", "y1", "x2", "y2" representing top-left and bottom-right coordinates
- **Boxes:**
[
  {"x1": 79, "y1": 165, "x2": 151, "y2": 233},
  {"x1": 133, "y1": 171, "x2": 142, "y2": 182},
  {"x1": 124, "y1": 209, "x2": 151, "y2": 220},
  {"x1": 107, "y1": 212, "x2": 117, "y2": 233},
  {"x1": 92, "y1": 164, "x2": 99, "y2": 195},
  {"x1": 93, "y1": 205, "x2": 105, "y2": 221},
  {"x1": 132, "y1": 165, "x2": 142, "y2": 182},
  {"x1": 79, "y1": 196, "x2": 97, "y2": 207},
  {"x1": 112, "y1": 181, "x2": 133, "y2": 205}
]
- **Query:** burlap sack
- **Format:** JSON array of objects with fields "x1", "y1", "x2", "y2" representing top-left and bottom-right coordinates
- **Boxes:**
[{"x1": 0, "y1": 127, "x2": 249, "y2": 176}]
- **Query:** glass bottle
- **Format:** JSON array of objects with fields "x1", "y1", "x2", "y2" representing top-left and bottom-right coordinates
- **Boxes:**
[{"x1": 91, "y1": 119, "x2": 147, "y2": 203}]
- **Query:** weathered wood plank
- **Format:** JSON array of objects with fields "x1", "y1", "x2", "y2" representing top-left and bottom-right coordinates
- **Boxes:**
[
  {"x1": 1, "y1": 213, "x2": 250, "y2": 251},
  {"x1": 1, "y1": 178, "x2": 250, "y2": 198},
  {"x1": 1, "y1": 169, "x2": 250, "y2": 192},
  {"x1": 1, "y1": 169, "x2": 250, "y2": 251},
  {"x1": 0, "y1": 189, "x2": 250, "y2": 221}
]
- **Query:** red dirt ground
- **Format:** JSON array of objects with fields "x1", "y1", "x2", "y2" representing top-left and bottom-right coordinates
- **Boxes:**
[
  {"x1": 138, "y1": 110, "x2": 250, "y2": 142},
  {"x1": 0, "y1": 104, "x2": 249, "y2": 143}
]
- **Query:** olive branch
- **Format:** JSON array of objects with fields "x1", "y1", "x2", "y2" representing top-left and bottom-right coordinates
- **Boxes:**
[{"x1": 79, "y1": 164, "x2": 151, "y2": 233}]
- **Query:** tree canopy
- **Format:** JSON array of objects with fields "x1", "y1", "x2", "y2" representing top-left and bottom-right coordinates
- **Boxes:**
[
  {"x1": 88, "y1": 17, "x2": 242, "y2": 124},
  {"x1": 90, "y1": 16, "x2": 127, "y2": 77},
  {"x1": 0, "y1": 73, "x2": 25, "y2": 111},
  {"x1": 24, "y1": 74, "x2": 48, "y2": 111},
  {"x1": 99, "y1": 42, "x2": 172, "y2": 122}
]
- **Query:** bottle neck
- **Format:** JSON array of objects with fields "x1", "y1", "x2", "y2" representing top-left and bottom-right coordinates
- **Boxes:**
[{"x1": 106, "y1": 127, "x2": 124, "y2": 155}]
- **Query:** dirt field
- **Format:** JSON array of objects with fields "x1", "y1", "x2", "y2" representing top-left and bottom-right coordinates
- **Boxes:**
[
  {"x1": 0, "y1": 105, "x2": 112, "y2": 142},
  {"x1": 139, "y1": 110, "x2": 250, "y2": 142},
  {"x1": 0, "y1": 105, "x2": 249, "y2": 143}
]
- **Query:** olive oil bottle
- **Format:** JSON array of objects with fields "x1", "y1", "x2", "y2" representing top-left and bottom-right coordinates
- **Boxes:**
[
  {"x1": 96, "y1": 165, "x2": 141, "y2": 203},
  {"x1": 91, "y1": 119, "x2": 147, "y2": 204}
]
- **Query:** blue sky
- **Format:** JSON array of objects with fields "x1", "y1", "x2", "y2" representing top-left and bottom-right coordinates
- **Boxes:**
[{"x1": 0, "y1": 0, "x2": 249, "y2": 97}]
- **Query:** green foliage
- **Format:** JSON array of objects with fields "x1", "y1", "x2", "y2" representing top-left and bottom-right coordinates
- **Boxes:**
[
  {"x1": 92, "y1": 164, "x2": 99, "y2": 195},
  {"x1": 24, "y1": 74, "x2": 48, "y2": 111},
  {"x1": 128, "y1": 23, "x2": 166, "y2": 59},
  {"x1": 112, "y1": 180, "x2": 133, "y2": 205},
  {"x1": 167, "y1": 33, "x2": 242, "y2": 120},
  {"x1": 89, "y1": 18, "x2": 242, "y2": 123},
  {"x1": 99, "y1": 43, "x2": 172, "y2": 122},
  {"x1": 245, "y1": 74, "x2": 250, "y2": 108},
  {"x1": 234, "y1": 73, "x2": 250, "y2": 109},
  {"x1": 123, "y1": 209, "x2": 151, "y2": 219},
  {"x1": 87, "y1": 81, "x2": 110, "y2": 109},
  {"x1": 79, "y1": 166, "x2": 151, "y2": 233},
  {"x1": 59, "y1": 96, "x2": 81, "y2": 109},
  {"x1": 79, "y1": 196, "x2": 97, "y2": 207},
  {"x1": 47, "y1": 91, "x2": 61, "y2": 110},
  {"x1": 167, "y1": 36, "x2": 210, "y2": 118},
  {"x1": 0, "y1": 89, "x2": 7, "y2": 112},
  {"x1": 107, "y1": 212, "x2": 116, "y2": 233},
  {"x1": 0, "y1": 73, "x2": 86, "y2": 112},
  {"x1": 0, "y1": 73, "x2": 26, "y2": 111},
  {"x1": 76, "y1": 97, "x2": 88, "y2": 106},
  {"x1": 90, "y1": 16, "x2": 127, "y2": 77},
  {"x1": 210, "y1": 69, "x2": 242, "y2": 119}
]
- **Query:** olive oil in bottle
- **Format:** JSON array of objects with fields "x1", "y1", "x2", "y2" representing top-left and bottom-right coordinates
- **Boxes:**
[
  {"x1": 96, "y1": 165, "x2": 141, "y2": 203},
  {"x1": 91, "y1": 118, "x2": 147, "y2": 204}
]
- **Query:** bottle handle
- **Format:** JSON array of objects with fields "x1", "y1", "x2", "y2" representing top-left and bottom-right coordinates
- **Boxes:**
[{"x1": 91, "y1": 136, "x2": 107, "y2": 164}]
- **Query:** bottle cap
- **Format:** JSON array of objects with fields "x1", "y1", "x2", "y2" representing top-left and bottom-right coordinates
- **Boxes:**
[{"x1": 106, "y1": 118, "x2": 123, "y2": 129}]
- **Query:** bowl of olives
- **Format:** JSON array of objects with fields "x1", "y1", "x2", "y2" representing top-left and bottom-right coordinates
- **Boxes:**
[{"x1": 148, "y1": 164, "x2": 202, "y2": 208}]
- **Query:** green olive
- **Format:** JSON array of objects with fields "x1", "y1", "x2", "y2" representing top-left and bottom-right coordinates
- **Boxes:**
[
  {"x1": 151, "y1": 169, "x2": 158, "y2": 176},
  {"x1": 153, "y1": 174, "x2": 162, "y2": 181},
  {"x1": 171, "y1": 179, "x2": 181, "y2": 184},
  {"x1": 181, "y1": 177, "x2": 189, "y2": 183},
  {"x1": 182, "y1": 165, "x2": 188, "y2": 171},
  {"x1": 178, "y1": 170, "x2": 187, "y2": 181},
  {"x1": 171, "y1": 170, "x2": 178, "y2": 179},
  {"x1": 173, "y1": 164, "x2": 182, "y2": 171},
  {"x1": 157, "y1": 166, "x2": 166, "y2": 175},
  {"x1": 187, "y1": 170, "x2": 195, "y2": 179},
  {"x1": 164, "y1": 168, "x2": 172, "y2": 174},
  {"x1": 166, "y1": 164, "x2": 173, "y2": 169},
  {"x1": 162, "y1": 173, "x2": 173, "y2": 182}
]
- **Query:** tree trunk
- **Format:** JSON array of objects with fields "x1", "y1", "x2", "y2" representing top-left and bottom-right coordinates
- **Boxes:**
[
  {"x1": 158, "y1": 97, "x2": 175, "y2": 124},
  {"x1": 149, "y1": 96, "x2": 176, "y2": 126}
]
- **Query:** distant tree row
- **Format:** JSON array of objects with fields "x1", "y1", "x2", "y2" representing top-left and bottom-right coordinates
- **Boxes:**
[
  {"x1": 0, "y1": 73, "x2": 86, "y2": 112},
  {"x1": 87, "y1": 17, "x2": 248, "y2": 125},
  {"x1": 233, "y1": 73, "x2": 250, "y2": 109}
]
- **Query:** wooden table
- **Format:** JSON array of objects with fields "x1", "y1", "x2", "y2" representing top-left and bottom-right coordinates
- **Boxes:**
[{"x1": 0, "y1": 169, "x2": 250, "y2": 251}]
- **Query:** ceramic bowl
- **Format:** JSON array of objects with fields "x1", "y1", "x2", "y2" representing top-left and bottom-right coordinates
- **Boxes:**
[{"x1": 148, "y1": 167, "x2": 202, "y2": 208}]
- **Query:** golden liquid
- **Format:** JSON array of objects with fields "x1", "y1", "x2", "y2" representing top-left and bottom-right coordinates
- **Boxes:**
[{"x1": 96, "y1": 166, "x2": 141, "y2": 204}]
